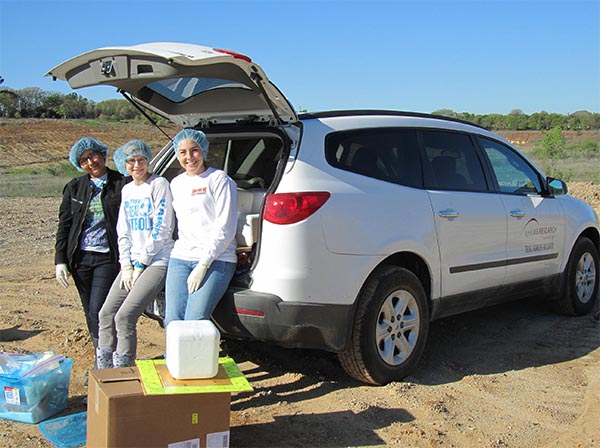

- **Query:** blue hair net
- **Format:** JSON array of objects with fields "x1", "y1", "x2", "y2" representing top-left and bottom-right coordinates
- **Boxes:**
[
  {"x1": 69, "y1": 137, "x2": 110, "y2": 172},
  {"x1": 172, "y1": 129, "x2": 209, "y2": 159},
  {"x1": 113, "y1": 140, "x2": 152, "y2": 175}
]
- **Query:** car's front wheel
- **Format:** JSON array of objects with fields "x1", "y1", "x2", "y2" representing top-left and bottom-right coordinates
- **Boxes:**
[
  {"x1": 339, "y1": 266, "x2": 429, "y2": 385},
  {"x1": 554, "y1": 236, "x2": 599, "y2": 315}
]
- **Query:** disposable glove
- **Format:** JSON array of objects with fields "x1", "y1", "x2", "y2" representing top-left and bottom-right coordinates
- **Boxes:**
[
  {"x1": 131, "y1": 264, "x2": 145, "y2": 288},
  {"x1": 187, "y1": 263, "x2": 209, "y2": 294},
  {"x1": 120, "y1": 265, "x2": 134, "y2": 291},
  {"x1": 55, "y1": 264, "x2": 69, "y2": 288}
]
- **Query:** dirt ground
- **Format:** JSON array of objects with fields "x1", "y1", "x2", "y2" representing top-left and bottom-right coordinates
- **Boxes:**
[{"x1": 0, "y1": 184, "x2": 599, "y2": 447}]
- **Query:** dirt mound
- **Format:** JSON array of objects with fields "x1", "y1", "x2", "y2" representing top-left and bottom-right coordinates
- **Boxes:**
[
  {"x1": 0, "y1": 118, "x2": 179, "y2": 169},
  {"x1": 499, "y1": 129, "x2": 600, "y2": 148}
]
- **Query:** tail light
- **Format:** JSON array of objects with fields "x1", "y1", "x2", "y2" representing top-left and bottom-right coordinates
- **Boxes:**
[
  {"x1": 263, "y1": 192, "x2": 331, "y2": 225},
  {"x1": 213, "y1": 48, "x2": 252, "y2": 63}
]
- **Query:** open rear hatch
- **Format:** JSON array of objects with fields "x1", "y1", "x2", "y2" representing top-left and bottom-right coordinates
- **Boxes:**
[{"x1": 46, "y1": 42, "x2": 298, "y2": 128}]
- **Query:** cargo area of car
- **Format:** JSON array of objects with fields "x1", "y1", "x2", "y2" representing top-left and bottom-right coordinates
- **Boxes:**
[
  {"x1": 157, "y1": 131, "x2": 287, "y2": 286},
  {"x1": 143, "y1": 131, "x2": 287, "y2": 323}
]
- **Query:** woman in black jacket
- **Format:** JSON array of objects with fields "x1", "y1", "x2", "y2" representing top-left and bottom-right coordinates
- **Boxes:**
[{"x1": 55, "y1": 137, "x2": 128, "y2": 363}]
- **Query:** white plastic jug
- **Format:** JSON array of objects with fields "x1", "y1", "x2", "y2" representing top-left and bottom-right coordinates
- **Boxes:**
[{"x1": 166, "y1": 320, "x2": 220, "y2": 379}]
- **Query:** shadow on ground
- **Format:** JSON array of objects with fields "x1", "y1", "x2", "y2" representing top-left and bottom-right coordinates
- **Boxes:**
[
  {"x1": 224, "y1": 296, "x2": 600, "y2": 389},
  {"x1": 230, "y1": 406, "x2": 412, "y2": 447},
  {"x1": 0, "y1": 325, "x2": 44, "y2": 342}
]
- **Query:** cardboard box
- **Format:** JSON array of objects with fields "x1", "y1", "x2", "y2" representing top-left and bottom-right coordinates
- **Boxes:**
[{"x1": 87, "y1": 367, "x2": 231, "y2": 448}]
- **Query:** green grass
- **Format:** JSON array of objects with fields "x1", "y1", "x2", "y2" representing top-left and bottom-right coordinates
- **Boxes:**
[
  {"x1": 0, "y1": 162, "x2": 79, "y2": 197},
  {"x1": 0, "y1": 172, "x2": 74, "y2": 197},
  {"x1": 3, "y1": 161, "x2": 79, "y2": 177},
  {"x1": 522, "y1": 145, "x2": 600, "y2": 183}
]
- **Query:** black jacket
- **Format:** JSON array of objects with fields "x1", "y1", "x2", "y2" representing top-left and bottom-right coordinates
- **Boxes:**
[{"x1": 55, "y1": 169, "x2": 128, "y2": 270}]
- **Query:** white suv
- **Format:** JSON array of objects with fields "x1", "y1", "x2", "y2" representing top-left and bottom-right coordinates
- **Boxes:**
[{"x1": 48, "y1": 43, "x2": 600, "y2": 384}]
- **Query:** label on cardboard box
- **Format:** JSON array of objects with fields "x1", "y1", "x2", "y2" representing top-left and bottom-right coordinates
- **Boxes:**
[
  {"x1": 4, "y1": 386, "x2": 20, "y2": 405},
  {"x1": 168, "y1": 438, "x2": 200, "y2": 448},
  {"x1": 207, "y1": 430, "x2": 230, "y2": 448},
  {"x1": 167, "y1": 433, "x2": 230, "y2": 448}
]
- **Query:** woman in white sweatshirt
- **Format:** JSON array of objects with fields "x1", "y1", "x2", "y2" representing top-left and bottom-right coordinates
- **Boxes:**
[
  {"x1": 96, "y1": 140, "x2": 174, "y2": 368},
  {"x1": 164, "y1": 129, "x2": 237, "y2": 328}
]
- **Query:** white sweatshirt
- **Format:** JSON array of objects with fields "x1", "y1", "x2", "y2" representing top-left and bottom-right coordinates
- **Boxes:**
[
  {"x1": 117, "y1": 174, "x2": 175, "y2": 268},
  {"x1": 170, "y1": 167, "x2": 237, "y2": 265}
]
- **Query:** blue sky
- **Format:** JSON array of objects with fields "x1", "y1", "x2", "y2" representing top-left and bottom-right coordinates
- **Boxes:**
[{"x1": 0, "y1": 0, "x2": 598, "y2": 115}]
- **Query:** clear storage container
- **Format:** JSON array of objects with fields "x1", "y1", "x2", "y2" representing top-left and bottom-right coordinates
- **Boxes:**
[{"x1": 0, "y1": 352, "x2": 72, "y2": 424}]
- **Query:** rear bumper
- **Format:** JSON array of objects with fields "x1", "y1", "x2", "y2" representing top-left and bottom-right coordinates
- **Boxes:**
[{"x1": 212, "y1": 288, "x2": 354, "y2": 352}]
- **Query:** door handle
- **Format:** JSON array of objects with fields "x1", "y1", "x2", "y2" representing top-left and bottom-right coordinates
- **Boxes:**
[
  {"x1": 510, "y1": 209, "x2": 526, "y2": 218},
  {"x1": 438, "y1": 209, "x2": 459, "y2": 219}
]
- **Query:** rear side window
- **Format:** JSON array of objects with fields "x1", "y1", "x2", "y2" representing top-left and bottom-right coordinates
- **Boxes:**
[
  {"x1": 478, "y1": 137, "x2": 542, "y2": 195},
  {"x1": 325, "y1": 128, "x2": 422, "y2": 187},
  {"x1": 422, "y1": 130, "x2": 487, "y2": 192}
]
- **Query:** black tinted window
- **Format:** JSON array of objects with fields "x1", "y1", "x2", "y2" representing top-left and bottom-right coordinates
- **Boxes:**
[
  {"x1": 422, "y1": 131, "x2": 487, "y2": 192},
  {"x1": 326, "y1": 128, "x2": 422, "y2": 187}
]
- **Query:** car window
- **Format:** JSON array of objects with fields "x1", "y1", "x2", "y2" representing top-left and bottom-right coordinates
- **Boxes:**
[
  {"x1": 224, "y1": 137, "x2": 282, "y2": 188},
  {"x1": 147, "y1": 77, "x2": 252, "y2": 103},
  {"x1": 325, "y1": 128, "x2": 422, "y2": 187},
  {"x1": 421, "y1": 130, "x2": 488, "y2": 192},
  {"x1": 160, "y1": 136, "x2": 282, "y2": 189},
  {"x1": 478, "y1": 137, "x2": 542, "y2": 195}
]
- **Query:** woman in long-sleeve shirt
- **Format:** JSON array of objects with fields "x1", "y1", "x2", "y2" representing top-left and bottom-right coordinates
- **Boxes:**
[
  {"x1": 96, "y1": 140, "x2": 174, "y2": 368},
  {"x1": 164, "y1": 129, "x2": 237, "y2": 328}
]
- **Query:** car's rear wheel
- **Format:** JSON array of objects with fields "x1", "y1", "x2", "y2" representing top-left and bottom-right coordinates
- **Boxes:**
[
  {"x1": 339, "y1": 266, "x2": 429, "y2": 385},
  {"x1": 554, "y1": 237, "x2": 598, "y2": 315}
]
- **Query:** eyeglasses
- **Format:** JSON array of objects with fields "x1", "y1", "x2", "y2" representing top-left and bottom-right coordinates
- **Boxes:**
[
  {"x1": 78, "y1": 151, "x2": 103, "y2": 167},
  {"x1": 125, "y1": 157, "x2": 148, "y2": 166}
]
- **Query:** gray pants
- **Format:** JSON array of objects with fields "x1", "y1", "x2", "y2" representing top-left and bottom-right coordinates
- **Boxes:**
[{"x1": 98, "y1": 265, "x2": 166, "y2": 357}]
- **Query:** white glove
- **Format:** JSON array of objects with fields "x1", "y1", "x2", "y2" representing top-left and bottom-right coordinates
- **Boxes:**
[
  {"x1": 187, "y1": 263, "x2": 209, "y2": 294},
  {"x1": 120, "y1": 265, "x2": 134, "y2": 291},
  {"x1": 131, "y1": 266, "x2": 144, "y2": 288},
  {"x1": 55, "y1": 264, "x2": 69, "y2": 288}
]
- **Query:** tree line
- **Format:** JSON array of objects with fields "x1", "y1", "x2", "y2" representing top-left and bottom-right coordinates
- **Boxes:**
[
  {"x1": 0, "y1": 86, "x2": 149, "y2": 122},
  {"x1": 1, "y1": 85, "x2": 599, "y2": 131},
  {"x1": 431, "y1": 108, "x2": 600, "y2": 131}
]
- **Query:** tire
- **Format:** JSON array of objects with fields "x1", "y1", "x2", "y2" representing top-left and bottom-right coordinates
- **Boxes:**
[
  {"x1": 554, "y1": 237, "x2": 599, "y2": 316},
  {"x1": 338, "y1": 266, "x2": 429, "y2": 385}
]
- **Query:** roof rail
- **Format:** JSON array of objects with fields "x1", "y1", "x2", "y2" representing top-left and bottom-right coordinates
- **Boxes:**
[{"x1": 298, "y1": 109, "x2": 488, "y2": 130}]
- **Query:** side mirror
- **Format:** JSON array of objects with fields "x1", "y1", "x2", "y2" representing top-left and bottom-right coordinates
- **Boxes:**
[{"x1": 547, "y1": 177, "x2": 567, "y2": 196}]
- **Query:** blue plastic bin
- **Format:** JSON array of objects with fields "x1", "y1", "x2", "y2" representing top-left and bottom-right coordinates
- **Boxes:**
[{"x1": 0, "y1": 355, "x2": 72, "y2": 424}]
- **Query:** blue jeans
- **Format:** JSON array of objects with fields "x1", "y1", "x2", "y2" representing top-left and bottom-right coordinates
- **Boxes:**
[
  {"x1": 165, "y1": 258, "x2": 236, "y2": 328},
  {"x1": 71, "y1": 251, "x2": 119, "y2": 340}
]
